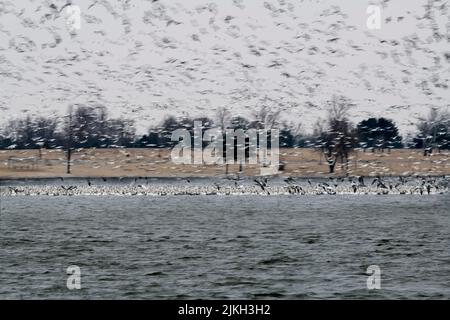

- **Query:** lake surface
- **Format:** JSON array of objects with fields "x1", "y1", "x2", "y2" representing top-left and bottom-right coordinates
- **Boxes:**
[{"x1": 0, "y1": 195, "x2": 449, "y2": 299}]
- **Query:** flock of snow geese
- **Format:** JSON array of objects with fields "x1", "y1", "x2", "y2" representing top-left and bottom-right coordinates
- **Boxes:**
[
  {"x1": 1, "y1": 175, "x2": 448, "y2": 196},
  {"x1": 1, "y1": 0, "x2": 449, "y2": 133}
]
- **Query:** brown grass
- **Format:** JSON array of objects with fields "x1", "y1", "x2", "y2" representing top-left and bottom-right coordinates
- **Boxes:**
[{"x1": 0, "y1": 148, "x2": 449, "y2": 179}]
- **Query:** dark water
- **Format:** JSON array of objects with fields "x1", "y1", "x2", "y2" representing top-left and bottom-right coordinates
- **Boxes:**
[{"x1": 0, "y1": 195, "x2": 449, "y2": 299}]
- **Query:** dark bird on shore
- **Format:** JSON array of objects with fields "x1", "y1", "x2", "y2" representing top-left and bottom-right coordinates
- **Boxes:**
[
  {"x1": 329, "y1": 177, "x2": 338, "y2": 187},
  {"x1": 254, "y1": 177, "x2": 269, "y2": 194},
  {"x1": 284, "y1": 176, "x2": 295, "y2": 184},
  {"x1": 287, "y1": 185, "x2": 303, "y2": 195},
  {"x1": 294, "y1": 185, "x2": 304, "y2": 194},
  {"x1": 372, "y1": 176, "x2": 387, "y2": 189},
  {"x1": 319, "y1": 183, "x2": 336, "y2": 195},
  {"x1": 87, "y1": 179, "x2": 92, "y2": 186},
  {"x1": 415, "y1": 186, "x2": 424, "y2": 195},
  {"x1": 254, "y1": 177, "x2": 267, "y2": 188},
  {"x1": 358, "y1": 176, "x2": 365, "y2": 187},
  {"x1": 351, "y1": 181, "x2": 358, "y2": 193},
  {"x1": 61, "y1": 186, "x2": 77, "y2": 191}
]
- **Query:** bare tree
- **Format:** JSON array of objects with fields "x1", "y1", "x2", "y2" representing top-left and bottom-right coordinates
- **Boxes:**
[
  {"x1": 312, "y1": 118, "x2": 326, "y2": 164},
  {"x1": 34, "y1": 116, "x2": 58, "y2": 158},
  {"x1": 416, "y1": 107, "x2": 450, "y2": 155},
  {"x1": 34, "y1": 117, "x2": 58, "y2": 148},
  {"x1": 215, "y1": 107, "x2": 231, "y2": 131},
  {"x1": 96, "y1": 106, "x2": 109, "y2": 147},
  {"x1": 251, "y1": 105, "x2": 281, "y2": 129},
  {"x1": 2, "y1": 116, "x2": 58, "y2": 152},
  {"x1": 64, "y1": 106, "x2": 74, "y2": 174},
  {"x1": 320, "y1": 96, "x2": 357, "y2": 174},
  {"x1": 108, "y1": 118, "x2": 136, "y2": 147},
  {"x1": 71, "y1": 105, "x2": 98, "y2": 148}
]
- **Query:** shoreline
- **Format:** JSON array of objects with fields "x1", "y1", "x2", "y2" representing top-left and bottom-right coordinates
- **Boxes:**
[
  {"x1": 1, "y1": 175, "x2": 448, "y2": 196},
  {"x1": 1, "y1": 174, "x2": 448, "y2": 181}
]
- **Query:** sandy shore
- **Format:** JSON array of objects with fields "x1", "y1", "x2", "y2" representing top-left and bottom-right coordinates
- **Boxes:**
[{"x1": 0, "y1": 148, "x2": 449, "y2": 179}]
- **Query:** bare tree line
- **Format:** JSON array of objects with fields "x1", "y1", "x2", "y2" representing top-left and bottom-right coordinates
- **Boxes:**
[
  {"x1": 0, "y1": 105, "x2": 136, "y2": 150},
  {"x1": 0, "y1": 100, "x2": 449, "y2": 174}
]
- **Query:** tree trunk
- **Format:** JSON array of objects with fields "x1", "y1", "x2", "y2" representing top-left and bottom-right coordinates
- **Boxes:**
[
  {"x1": 67, "y1": 148, "x2": 71, "y2": 174},
  {"x1": 325, "y1": 152, "x2": 336, "y2": 174},
  {"x1": 329, "y1": 162, "x2": 335, "y2": 174}
]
